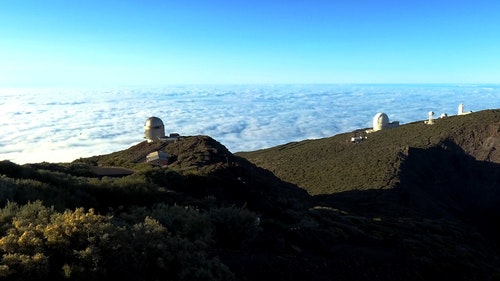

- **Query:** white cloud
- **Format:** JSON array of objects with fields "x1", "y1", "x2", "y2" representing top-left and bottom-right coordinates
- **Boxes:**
[{"x1": 0, "y1": 85, "x2": 497, "y2": 164}]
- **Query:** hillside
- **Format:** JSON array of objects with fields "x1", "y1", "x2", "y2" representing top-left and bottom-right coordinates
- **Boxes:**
[
  {"x1": 0, "y1": 109, "x2": 499, "y2": 281},
  {"x1": 237, "y1": 109, "x2": 499, "y2": 195}
]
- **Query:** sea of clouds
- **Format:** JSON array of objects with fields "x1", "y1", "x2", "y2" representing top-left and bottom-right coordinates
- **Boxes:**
[{"x1": 1, "y1": 84, "x2": 498, "y2": 165}]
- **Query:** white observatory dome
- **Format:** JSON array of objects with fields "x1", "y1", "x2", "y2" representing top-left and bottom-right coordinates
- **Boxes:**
[
  {"x1": 144, "y1": 117, "x2": 166, "y2": 143},
  {"x1": 372, "y1": 113, "x2": 389, "y2": 131}
]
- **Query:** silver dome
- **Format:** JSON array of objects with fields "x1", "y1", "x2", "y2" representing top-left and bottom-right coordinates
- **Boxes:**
[{"x1": 144, "y1": 117, "x2": 165, "y2": 142}]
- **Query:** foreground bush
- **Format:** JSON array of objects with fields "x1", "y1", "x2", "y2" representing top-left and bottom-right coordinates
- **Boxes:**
[{"x1": 0, "y1": 201, "x2": 234, "y2": 281}]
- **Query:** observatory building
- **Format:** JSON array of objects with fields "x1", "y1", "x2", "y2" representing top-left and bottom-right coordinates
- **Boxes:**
[
  {"x1": 144, "y1": 116, "x2": 166, "y2": 143},
  {"x1": 371, "y1": 113, "x2": 399, "y2": 132},
  {"x1": 424, "y1": 111, "x2": 435, "y2": 125},
  {"x1": 458, "y1": 103, "x2": 472, "y2": 115}
]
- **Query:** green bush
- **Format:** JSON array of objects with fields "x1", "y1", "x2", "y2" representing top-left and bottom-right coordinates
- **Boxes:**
[
  {"x1": 209, "y1": 206, "x2": 261, "y2": 249},
  {"x1": 149, "y1": 203, "x2": 214, "y2": 243},
  {"x1": 0, "y1": 177, "x2": 17, "y2": 206},
  {"x1": 0, "y1": 201, "x2": 234, "y2": 281},
  {"x1": 0, "y1": 161, "x2": 33, "y2": 179}
]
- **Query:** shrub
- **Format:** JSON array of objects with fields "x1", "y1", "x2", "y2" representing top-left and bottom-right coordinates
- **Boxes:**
[
  {"x1": 0, "y1": 177, "x2": 17, "y2": 206},
  {"x1": 0, "y1": 202, "x2": 234, "y2": 281},
  {"x1": 0, "y1": 161, "x2": 34, "y2": 179},
  {"x1": 149, "y1": 203, "x2": 213, "y2": 243},
  {"x1": 209, "y1": 206, "x2": 261, "y2": 249}
]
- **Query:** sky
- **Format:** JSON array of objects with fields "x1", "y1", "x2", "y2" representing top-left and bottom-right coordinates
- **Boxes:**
[{"x1": 0, "y1": 0, "x2": 499, "y2": 87}]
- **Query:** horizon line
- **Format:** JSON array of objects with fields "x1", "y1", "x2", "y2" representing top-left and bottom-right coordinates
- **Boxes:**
[{"x1": 1, "y1": 82, "x2": 500, "y2": 90}]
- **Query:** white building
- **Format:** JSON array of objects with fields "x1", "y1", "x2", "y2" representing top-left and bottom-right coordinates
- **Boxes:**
[
  {"x1": 424, "y1": 111, "x2": 435, "y2": 125},
  {"x1": 146, "y1": 151, "x2": 169, "y2": 166},
  {"x1": 372, "y1": 113, "x2": 399, "y2": 132},
  {"x1": 144, "y1": 117, "x2": 166, "y2": 143},
  {"x1": 458, "y1": 103, "x2": 472, "y2": 115}
]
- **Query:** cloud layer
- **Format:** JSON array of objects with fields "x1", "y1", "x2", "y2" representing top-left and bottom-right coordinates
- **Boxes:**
[{"x1": 1, "y1": 84, "x2": 497, "y2": 164}]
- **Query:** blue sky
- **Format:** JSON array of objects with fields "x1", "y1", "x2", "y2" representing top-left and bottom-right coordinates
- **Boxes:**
[{"x1": 1, "y1": 0, "x2": 499, "y2": 87}]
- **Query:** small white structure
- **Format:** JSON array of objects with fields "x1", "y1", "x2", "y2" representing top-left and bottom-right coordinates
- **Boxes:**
[
  {"x1": 440, "y1": 113, "x2": 448, "y2": 118},
  {"x1": 424, "y1": 111, "x2": 435, "y2": 125},
  {"x1": 350, "y1": 136, "x2": 366, "y2": 143},
  {"x1": 144, "y1": 117, "x2": 166, "y2": 143},
  {"x1": 371, "y1": 113, "x2": 399, "y2": 132},
  {"x1": 458, "y1": 103, "x2": 472, "y2": 115},
  {"x1": 146, "y1": 151, "x2": 169, "y2": 166}
]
